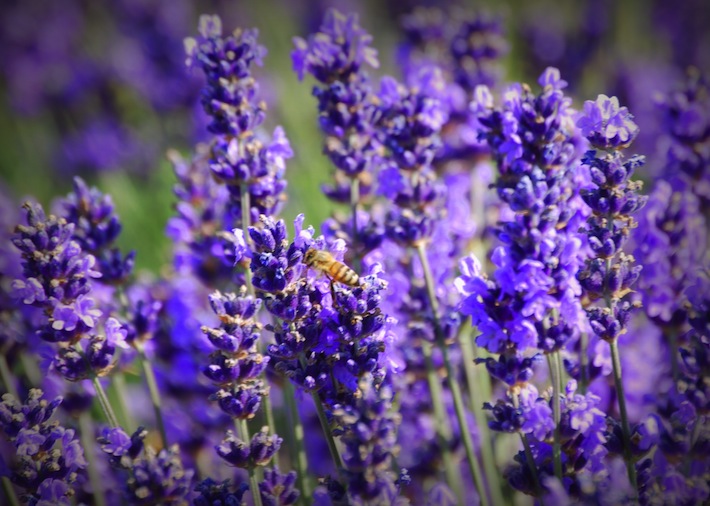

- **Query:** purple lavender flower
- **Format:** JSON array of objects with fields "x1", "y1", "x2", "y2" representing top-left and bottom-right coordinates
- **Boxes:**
[
  {"x1": 215, "y1": 427, "x2": 282, "y2": 469},
  {"x1": 0, "y1": 390, "x2": 87, "y2": 504},
  {"x1": 186, "y1": 15, "x2": 291, "y2": 226},
  {"x1": 292, "y1": 9, "x2": 378, "y2": 83},
  {"x1": 259, "y1": 467, "x2": 300, "y2": 506},
  {"x1": 577, "y1": 94, "x2": 639, "y2": 150},
  {"x1": 459, "y1": 68, "x2": 586, "y2": 355},
  {"x1": 10, "y1": 201, "x2": 117, "y2": 380},
  {"x1": 98, "y1": 426, "x2": 194, "y2": 504},
  {"x1": 58, "y1": 176, "x2": 135, "y2": 283},
  {"x1": 576, "y1": 96, "x2": 646, "y2": 345},
  {"x1": 201, "y1": 289, "x2": 268, "y2": 421},
  {"x1": 331, "y1": 375, "x2": 402, "y2": 504},
  {"x1": 655, "y1": 68, "x2": 710, "y2": 207},
  {"x1": 194, "y1": 477, "x2": 248, "y2": 506},
  {"x1": 635, "y1": 181, "x2": 707, "y2": 326}
]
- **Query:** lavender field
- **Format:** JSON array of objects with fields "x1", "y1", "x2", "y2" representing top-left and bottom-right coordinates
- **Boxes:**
[{"x1": 0, "y1": 1, "x2": 709, "y2": 505}]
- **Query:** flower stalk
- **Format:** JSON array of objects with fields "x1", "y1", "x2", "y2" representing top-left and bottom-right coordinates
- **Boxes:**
[{"x1": 417, "y1": 242, "x2": 489, "y2": 506}]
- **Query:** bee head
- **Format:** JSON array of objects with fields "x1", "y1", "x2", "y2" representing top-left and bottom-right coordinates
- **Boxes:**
[{"x1": 304, "y1": 247, "x2": 317, "y2": 265}]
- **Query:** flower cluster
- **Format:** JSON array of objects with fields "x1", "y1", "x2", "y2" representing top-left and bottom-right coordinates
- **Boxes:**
[
  {"x1": 98, "y1": 426, "x2": 194, "y2": 504},
  {"x1": 10, "y1": 202, "x2": 117, "y2": 380},
  {"x1": 58, "y1": 176, "x2": 135, "y2": 284},
  {"x1": 186, "y1": 15, "x2": 291, "y2": 226},
  {"x1": 0, "y1": 390, "x2": 87, "y2": 504},
  {"x1": 655, "y1": 68, "x2": 710, "y2": 206},
  {"x1": 3, "y1": 6, "x2": 710, "y2": 506}
]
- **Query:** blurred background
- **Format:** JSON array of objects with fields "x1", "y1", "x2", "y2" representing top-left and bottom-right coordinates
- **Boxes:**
[{"x1": 1, "y1": 0, "x2": 708, "y2": 273}]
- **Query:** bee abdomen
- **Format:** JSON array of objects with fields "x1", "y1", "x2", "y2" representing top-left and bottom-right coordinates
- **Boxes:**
[{"x1": 332, "y1": 263, "x2": 359, "y2": 286}]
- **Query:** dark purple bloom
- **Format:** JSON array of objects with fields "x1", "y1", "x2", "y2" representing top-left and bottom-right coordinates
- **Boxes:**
[
  {"x1": 635, "y1": 181, "x2": 707, "y2": 325},
  {"x1": 58, "y1": 176, "x2": 135, "y2": 283},
  {"x1": 215, "y1": 428, "x2": 282, "y2": 469},
  {"x1": 259, "y1": 467, "x2": 300, "y2": 506},
  {"x1": 577, "y1": 94, "x2": 639, "y2": 150},
  {"x1": 292, "y1": 9, "x2": 378, "y2": 83},
  {"x1": 656, "y1": 68, "x2": 710, "y2": 206},
  {"x1": 0, "y1": 390, "x2": 86, "y2": 503},
  {"x1": 98, "y1": 426, "x2": 194, "y2": 504},
  {"x1": 194, "y1": 478, "x2": 248, "y2": 506}
]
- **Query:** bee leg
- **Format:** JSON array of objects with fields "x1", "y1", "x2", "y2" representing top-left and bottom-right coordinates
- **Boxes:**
[{"x1": 330, "y1": 278, "x2": 339, "y2": 308}]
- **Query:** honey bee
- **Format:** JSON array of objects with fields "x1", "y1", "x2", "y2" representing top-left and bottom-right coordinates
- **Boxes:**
[{"x1": 303, "y1": 248, "x2": 360, "y2": 287}]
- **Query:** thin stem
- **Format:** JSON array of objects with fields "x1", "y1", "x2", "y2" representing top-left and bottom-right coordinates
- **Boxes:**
[
  {"x1": 92, "y1": 377, "x2": 120, "y2": 428},
  {"x1": 111, "y1": 371, "x2": 136, "y2": 432},
  {"x1": 350, "y1": 177, "x2": 360, "y2": 261},
  {"x1": 579, "y1": 332, "x2": 589, "y2": 394},
  {"x1": 459, "y1": 326, "x2": 503, "y2": 506},
  {"x1": 310, "y1": 390, "x2": 343, "y2": 471},
  {"x1": 519, "y1": 432, "x2": 544, "y2": 501},
  {"x1": 239, "y1": 419, "x2": 264, "y2": 506},
  {"x1": 284, "y1": 381, "x2": 311, "y2": 502},
  {"x1": 547, "y1": 353, "x2": 563, "y2": 480},
  {"x1": 1, "y1": 477, "x2": 20, "y2": 506},
  {"x1": 421, "y1": 343, "x2": 464, "y2": 501},
  {"x1": 416, "y1": 243, "x2": 489, "y2": 506},
  {"x1": 609, "y1": 339, "x2": 638, "y2": 491},
  {"x1": 138, "y1": 350, "x2": 168, "y2": 449},
  {"x1": 0, "y1": 353, "x2": 18, "y2": 399},
  {"x1": 79, "y1": 411, "x2": 107, "y2": 506},
  {"x1": 240, "y1": 182, "x2": 256, "y2": 298}
]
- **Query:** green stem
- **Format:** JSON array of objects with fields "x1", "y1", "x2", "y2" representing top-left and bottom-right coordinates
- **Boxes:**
[
  {"x1": 421, "y1": 343, "x2": 463, "y2": 500},
  {"x1": 284, "y1": 381, "x2": 311, "y2": 502},
  {"x1": 111, "y1": 371, "x2": 136, "y2": 432},
  {"x1": 416, "y1": 243, "x2": 488, "y2": 506},
  {"x1": 459, "y1": 327, "x2": 503, "y2": 506},
  {"x1": 350, "y1": 177, "x2": 360, "y2": 259},
  {"x1": 310, "y1": 390, "x2": 343, "y2": 471},
  {"x1": 239, "y1": 419, "x2": 264, "y2": 506},
  {"x1": 519, "y1": 432, "x2": 544, "y2": 501},
  {"x1": 547, "y1": 353, "x2": 563, "y2": 480},
  {"x1": 240, "y1": 182, "x2": 256, "y2": 298},
  {"x1": 0, "y1": 353, "x2": 18, "y2": 399},
  {"x1": 1, "y1": 477, "x2": 20, "y2": 506},
  {"x1": 579, "y1": 332, "x2": 589, "y2": 394},
  {"x1": 138, "y1": 350, "x2": 168, "y2": 448},
  {"x1": 79, "y1": 411, "x2": 107, "y2": 506},
  {"x1": 20, "y1": 353, "x2": 41, "y2": 386},
  {"x1": 609, "y1": 339, "x2": 638, "y2": 491},
  {"x1": 92, "y1": 377, "x2": 120, "y2": 428}
]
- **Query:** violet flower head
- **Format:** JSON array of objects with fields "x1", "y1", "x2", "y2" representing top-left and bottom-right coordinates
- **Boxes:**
[
  {"x1": 186, "y1": 15, "x2": 291, "y2": 226},
  {"x1": 332, "y1": 375, "x2": 402, "y2": 505},
  {"x1": 58, "y1": 176, "x2": 135, "y2": 283},
  {"x1": 201, "y1": 289, "x2": 268, "y2": 420},
  {"x1": 635, "y1": 181, "x2": 707, "y2": 325},
  {"x1": 259, "y1": 467, "x2": 300, "y2": 506},
  {"x1": 576, "y1": 94, "x2": 647, "y2": 344},
  {"x1": 577, "y1": 94, "x2": 639, "y2": 150},
  {"x1": 215, "y1": 427, "x2": 282, "y2": 470},
  {"x1": 185, "y1": 15, "x2": 266, "y2": 137},
  {"x1": 98, "y1": 426, "x2": 194, "y2": 504},
  {"x1": 292, "y1": 9, "x2": 378, "y2": 83},
  {"x1": 459, "y1": 68, "x2": 586, "y2": 354},
  {"x1": 194, "y1": 478, "x2": 248, "y2": 506},
  {"x1": 294, "y1": 7, "x2": 381, "y2": 200},
  {"x1": 656, "y1": 68, "x2": 710, "y2": 204},
  {"x1": 166, "y1": 146, "x2": 243, "y2": 287},
  {"x1": 0, "y1": 390, "x2": 87, "y2": 504},
  {"x1": 449, "y1": 11, "x2": 508, "y2": 92}
]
